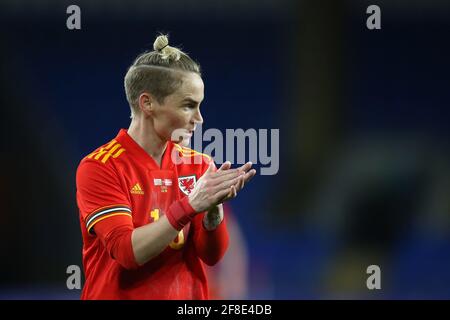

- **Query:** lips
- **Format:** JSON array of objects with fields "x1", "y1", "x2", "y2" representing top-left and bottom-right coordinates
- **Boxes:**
[{"x1": 182, "y1": 130, "x2": 193, "y2": 138}]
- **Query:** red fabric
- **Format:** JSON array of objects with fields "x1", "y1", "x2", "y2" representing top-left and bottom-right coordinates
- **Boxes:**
[
  {"x1": 76, "y1": 129, "x2": 229, "y2": 300},
  {"x1": 193, "y1": 214, "x2": 229, "y2": 266},
  {"x1": 165, "y1": 196, "x2": 197, "y2": 231},
  {"x1": 95, "y1": 222, "x2": 138, "y2": 270}
]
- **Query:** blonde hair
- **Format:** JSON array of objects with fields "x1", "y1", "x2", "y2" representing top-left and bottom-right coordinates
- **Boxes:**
[{"x1": 124, "y1": 34, "x2": 201, "y2": 118}]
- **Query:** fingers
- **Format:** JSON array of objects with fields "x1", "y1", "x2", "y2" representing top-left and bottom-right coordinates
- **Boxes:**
[
  {"x1": 217, "y1": 161, "x2": 231, "y2": 172},
  {"x1": 235, "y1": 174, "x2": 245, "y2": 192},
  {"x1": 212, "y1": 163, "x2": 256, "y2": 191},
  {"x1": 205, "y1": 161, "x2": 216, "y2": 173},
  {"x1": 213, "y1": 174, "x2": 243, "y2": 193},
  {"x1": 203, "y1": 161, "x2": 256, "y2": 206},
  {"x1": 243, "y1": 169, "x2": 256, "y2": 183},
  {"x1": 237, "y1": 161, "x2": 253, "y2": 174},
  {"x1": 214, "y1": 186, "x2": 234, "y2": 203},
  {"x1": 211, "y1": 161, "x2": 253, "y2": 179},
  {"x1": 230, "y1": 185, "x2": 237, "y2": 199},
  {"x1": 217, "y1": 185, "x2": 238, "y2": 203},
  {"x1": 211, "y1": 161, "x2": 252, "y2": 176},
  {"x1": 210, "y1": 168, "x2": 242, "y2": 181}
]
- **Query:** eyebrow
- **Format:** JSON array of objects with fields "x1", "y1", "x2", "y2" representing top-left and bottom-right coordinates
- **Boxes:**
[{"x1": 181, "y1": 98, "x2": 200, "y2": 105}]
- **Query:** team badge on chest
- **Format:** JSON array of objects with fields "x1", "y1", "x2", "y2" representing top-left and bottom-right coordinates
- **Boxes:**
[{"x1": 178, "y1": 175, "x2": 197, "y2": 195}]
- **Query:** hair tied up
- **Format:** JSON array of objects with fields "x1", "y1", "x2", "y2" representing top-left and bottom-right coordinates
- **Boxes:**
[
  {"x1": 159, "y1": 43, "x2": 169, "y2": 51},
  {"x1": 153, "y1": 34, "x2": 169, "y2": 51}
]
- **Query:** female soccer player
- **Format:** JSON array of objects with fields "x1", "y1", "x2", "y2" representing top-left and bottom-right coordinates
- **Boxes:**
[{"x1": 76, "y1": 34, "x2": 255, "y2": 299}]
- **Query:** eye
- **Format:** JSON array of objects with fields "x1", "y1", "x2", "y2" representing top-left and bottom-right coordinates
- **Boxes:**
[{"x1": 183, "y1": 105, "x2": 195, "y2": 110}]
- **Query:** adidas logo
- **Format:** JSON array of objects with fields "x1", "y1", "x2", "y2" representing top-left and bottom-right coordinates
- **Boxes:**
[{"x1": 130, "y1": 183, "x2": 144, "y2": 195}]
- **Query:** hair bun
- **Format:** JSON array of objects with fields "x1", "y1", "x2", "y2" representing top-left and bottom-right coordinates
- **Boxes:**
[
  {"x1": 153, "y1": 34, "x2": 181, "y2": 61},
  {"x1": 153, "y1": 34, "x2": 169, "y2": 52}
]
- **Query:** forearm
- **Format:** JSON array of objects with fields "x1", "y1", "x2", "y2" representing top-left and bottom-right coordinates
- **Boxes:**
[
  {"x1": 131, "y1": 216, "x2": 179, "y2": 265},
  {"x1": 195, "y1": 205, "x2": 229, "y2": 266},
  {"x1": 132, "y1": 197, "x2": 197, "y2": 265},
  {"x1": 203, "y1": 204, "x2": 224, "y2": 230}
]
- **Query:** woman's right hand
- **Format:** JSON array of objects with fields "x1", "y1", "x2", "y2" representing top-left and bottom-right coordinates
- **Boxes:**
[{"x1": 188, "y1": 161, "x2": 244, "y2": 212}]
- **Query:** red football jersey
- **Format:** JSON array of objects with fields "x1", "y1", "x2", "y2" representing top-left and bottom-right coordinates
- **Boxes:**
[{"x1": 76, "y1": 129, "x2": 229, "y2": 299}]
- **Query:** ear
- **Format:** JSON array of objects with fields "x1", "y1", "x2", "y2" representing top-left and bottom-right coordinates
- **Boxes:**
[{"x1": 138, "y1": 92, "x2": 155, "y2": 116}]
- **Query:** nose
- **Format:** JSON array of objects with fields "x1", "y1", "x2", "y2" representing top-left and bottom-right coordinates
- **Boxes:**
[{"x1": 193, "y1": 108, "x2": 203, "y2": 124}]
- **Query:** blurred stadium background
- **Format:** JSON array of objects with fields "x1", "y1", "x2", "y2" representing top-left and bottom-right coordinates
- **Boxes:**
[{"x1": 1, "y1": 0, "x2": 450, "y2": 299}]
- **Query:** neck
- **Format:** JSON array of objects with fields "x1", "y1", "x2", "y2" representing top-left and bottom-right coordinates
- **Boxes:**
[{"x1": 127, "y1": 116, "x2": 168, "y2": 164}]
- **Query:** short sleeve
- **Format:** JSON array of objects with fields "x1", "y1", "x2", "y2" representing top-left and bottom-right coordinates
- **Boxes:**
[{"x1": 76, "y1": 160, "x2": 132, "y2": 235}]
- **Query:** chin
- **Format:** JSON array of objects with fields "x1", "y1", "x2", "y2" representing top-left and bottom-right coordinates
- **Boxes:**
[
  {"x1": 171, "y1": 136, "x2": 190, "y2": 147},
  {"x1": 179, "y1": 137, "x2": 191, "y2": 147}
]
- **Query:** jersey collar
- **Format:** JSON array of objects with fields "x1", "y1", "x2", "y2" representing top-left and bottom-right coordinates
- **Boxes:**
[{"x1": 116, "y1": 129, "x2": 176, "y2": 170}]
